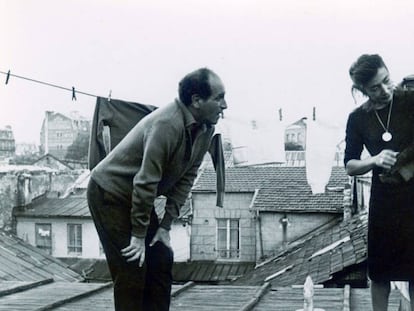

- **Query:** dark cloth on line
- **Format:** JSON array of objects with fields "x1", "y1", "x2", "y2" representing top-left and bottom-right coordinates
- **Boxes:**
[
  {"x1": 209, "y1": 133, "x2": 225, "y2": 207},
  {"x1": 88, "y1": 97, "x2": 157, "y2": 170}
]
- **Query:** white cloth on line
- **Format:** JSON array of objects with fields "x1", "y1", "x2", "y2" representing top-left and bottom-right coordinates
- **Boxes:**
[
  {"x1": 218, "y1": 116, "x2": 285, "y2": 166},
  {"x1": 306, "y1": 118, "x2": 343, "y2": 194}
]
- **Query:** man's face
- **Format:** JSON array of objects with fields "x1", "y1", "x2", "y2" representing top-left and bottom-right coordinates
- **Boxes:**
[
  {"x1": 363, "y1": 66, "x2": 394, "y2": 108},
  {"x1": 197, "y1": 75, "x2": 227, "y2": 125}
]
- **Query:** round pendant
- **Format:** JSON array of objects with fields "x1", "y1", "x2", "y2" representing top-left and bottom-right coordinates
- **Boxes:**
[{"x1": 382, "y1": 131, "x2": 392, "y2": 142}]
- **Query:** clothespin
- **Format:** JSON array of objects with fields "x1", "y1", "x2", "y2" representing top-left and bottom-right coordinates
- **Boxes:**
[
  {"x1": 312, "y1": 107, "x2": 316, "y2": 121},
  {"x1": 5, "y1": 70, "x2": 10, "y2": 85},
  {"x1": 108, "y1": 90, "x2": 112, "y2": 102},
  {"x1": 278, "y1": 108, "x2": 283, "y2": 121},
  {"x1": 72, "y1": 86, "x2": 77, "y2": 101}
]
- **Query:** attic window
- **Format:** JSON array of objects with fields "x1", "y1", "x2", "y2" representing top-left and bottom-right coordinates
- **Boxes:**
[{"x1": 308, "y1": 236, "x2": 350, "y2": 261}]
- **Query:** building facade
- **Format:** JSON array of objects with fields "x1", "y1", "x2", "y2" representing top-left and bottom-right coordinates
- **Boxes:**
[
  {"x1": 40, "y1": 111, "x2": 90, "y2": 160},
  {"x1": 190, "y1": 166, "x2": 348, "y2": 263},
  {"x1": 0, "y1": 125, "x2": 16, "y2": 160},
  {"x1": 285, "y1": 118, "x2": 306, "y2": 150}
]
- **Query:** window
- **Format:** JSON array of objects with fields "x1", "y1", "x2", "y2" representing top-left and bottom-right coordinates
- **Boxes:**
[
  {"x1": 217, "y1": 219, "x2": 240, "y2": 259},
  {"x1": 35, "y1": 223, "x2": 52, "y2": 255},
  {"x1": 67, "y1": 224, "x2": 82, "y2": 255}
]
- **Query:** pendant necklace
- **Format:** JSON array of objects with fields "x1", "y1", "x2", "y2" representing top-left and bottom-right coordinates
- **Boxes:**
[{"x1": 373, "y1": 100, "x2": 393, "y2": 142}]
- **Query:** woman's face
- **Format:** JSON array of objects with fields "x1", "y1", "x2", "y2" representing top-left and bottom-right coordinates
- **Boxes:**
[{"x1": 363, "y1": 67, "x2": 394, "y2": 109}]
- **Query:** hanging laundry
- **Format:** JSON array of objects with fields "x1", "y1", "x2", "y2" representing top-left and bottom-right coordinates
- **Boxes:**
[
  {"x1": 306, "y1": 118, "x2": 343, "y2": 194},
  {"x1": 208, "y1": 133, "x2": 225, "y2": 207},
  {"x1": 88, "y1": 97, "x2": 158, "y2": 170},
  {"x1": 223, "y1": 116, "x2": 285, "y2": 166}
]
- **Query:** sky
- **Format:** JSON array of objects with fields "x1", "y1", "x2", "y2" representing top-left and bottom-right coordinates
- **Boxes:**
[{"x1": 1, "y1": 0, "x2": 414, "y2": 144}]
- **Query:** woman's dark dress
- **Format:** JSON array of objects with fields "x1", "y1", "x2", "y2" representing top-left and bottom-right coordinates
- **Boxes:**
[{"x1": 344, "y1": 90, "x2": 414, "y2": 281}]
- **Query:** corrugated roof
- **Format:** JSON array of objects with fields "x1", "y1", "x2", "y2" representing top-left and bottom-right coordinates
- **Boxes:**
[
  {"x1": 14, "y1": 192, "x2": 191, "y2": 222},
  {"x1": 14, "y1": 197, "x2": 91, "y2": 218},
  {"x1": 232, "y1": 213, "x2": 368, "y2": 287},
  {"x1": 0, "y1": 280, "x2": 406, "y2": 310},
  {"x1": 0, "y1": 231, "x2": 83, "y2": 282},
  {"x1": 59, "y1": 259, "x2": 254, "y2": 284},
  {"x1": 0, "y1": 280, "x2": 111, "y2": 310},
  {"x1": 172, "y1": 261, "x2": 255, "y2": 283},
  {"x1": 193, "y1": 166, "x2": 348, "y2": 212}
]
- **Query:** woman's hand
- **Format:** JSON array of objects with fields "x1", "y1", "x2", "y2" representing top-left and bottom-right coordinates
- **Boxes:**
[{"x1": 374, "y1": 149, "x2": 399, "y2": 170}]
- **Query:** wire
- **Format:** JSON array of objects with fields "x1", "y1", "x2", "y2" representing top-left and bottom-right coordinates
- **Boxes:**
[{"x1": 0, "y1": 69, "x2": 99, "y2": 98}]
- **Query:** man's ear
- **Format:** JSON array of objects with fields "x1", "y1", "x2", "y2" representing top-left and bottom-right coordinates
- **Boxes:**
[{"x1": 191, "y1": 94, "x2": 201, "y2": 108}]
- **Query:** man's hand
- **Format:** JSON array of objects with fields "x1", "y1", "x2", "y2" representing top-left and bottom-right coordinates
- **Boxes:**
[
  {"x1": 150, "y1": 227, "x2": 171, "y2": 249},
  {"x1": 121, "y1": 236, "x2": 146, "y2": 267}
]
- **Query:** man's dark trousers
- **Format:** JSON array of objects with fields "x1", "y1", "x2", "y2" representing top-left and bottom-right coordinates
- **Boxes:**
[{"x1": 87, "y1": 179, "x2": 174, "y2": 311}]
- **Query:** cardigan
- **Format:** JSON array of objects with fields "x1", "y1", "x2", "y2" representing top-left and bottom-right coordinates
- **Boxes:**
[{"x1": 91, "y1": 99, "x2": 215, "y2": 238}]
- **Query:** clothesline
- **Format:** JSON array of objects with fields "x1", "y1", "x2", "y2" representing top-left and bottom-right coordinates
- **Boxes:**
[
  {"x1": 0, "y1": 69, "x2": 103, "y2": 100},
  {"x1": 1, "y1": 69, "x2": 342, "y2": 195},
  {"x1": 1, "y1": 69, "x2": 322, "y2": 121}
]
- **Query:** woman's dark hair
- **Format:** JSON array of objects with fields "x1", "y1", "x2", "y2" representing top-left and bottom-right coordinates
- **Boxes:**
[
  {"x1": 178, "y1": 68, "x2": 216, "y2": 106},
  {"x1": 349, "y1": 54, "x2": 388, "y2": 93}
]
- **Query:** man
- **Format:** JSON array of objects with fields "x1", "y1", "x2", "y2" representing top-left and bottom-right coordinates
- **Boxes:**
[{"x1": 87, "y1": 68, "x2": 227, "y2": 311}]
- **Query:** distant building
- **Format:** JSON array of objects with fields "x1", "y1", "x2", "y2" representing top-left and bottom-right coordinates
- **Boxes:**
[
  {"x1": 40, "y1": 111, "x2": 90, "y2": 160},
  {"x1": 285, "y1": 118, "x2": 306, "y2": 150},
  {"x1": 190, "y1": 166, "x2": 348, "y2": 262},
  {"x1": 15, "y1": 142, "x2": 38, "y2": 156},
  {"x1": 14, "y1": 195, "x2": 105, "y2": 259},
  {"x1": 283, "y1": 118, "x2": 344, "y2": 167},
  {"x1": 0, "y1": 125, "x2": 16, "y2": 160},
  {"x1": 12, "y1": 171, "x2": 191, "y2": 260},
  {"x1": 32, "y1": 153, "x2": 74, "y2": 171}
]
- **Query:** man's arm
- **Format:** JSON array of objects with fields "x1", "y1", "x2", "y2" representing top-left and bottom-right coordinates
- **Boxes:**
[
  {"x1": 130, "y1": 122, "x2": 176, "y2": 238},
  {"x1": 160, "y1": 159, "x2": 201, "y2": 230},
  {"x1": 121, "y1": 121, "x2": 176, "y2": 265}
]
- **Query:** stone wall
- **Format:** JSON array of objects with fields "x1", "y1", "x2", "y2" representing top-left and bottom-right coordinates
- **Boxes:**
[
  {"x1": 0, "y1": 166, "x2": 82, "y2": 232},
  {"x1": 191, "y1": 192, "x2": 256, "y2": 262}
]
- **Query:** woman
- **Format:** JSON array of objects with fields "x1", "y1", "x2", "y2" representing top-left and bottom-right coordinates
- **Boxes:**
[{"x1": 345, "y1": 54, "x2": 414, "y2": 311}]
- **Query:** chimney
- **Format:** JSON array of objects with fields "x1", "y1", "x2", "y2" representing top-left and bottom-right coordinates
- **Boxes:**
[
  {"x1": 279, "y1": 213, "x2": 290, "y2": 249},
  {"x1": 342, "y1": 182, "x2": 352, "y2": 222},
  {"x1": 16, "y1": 173, "x2": 32, "y2": 207}
]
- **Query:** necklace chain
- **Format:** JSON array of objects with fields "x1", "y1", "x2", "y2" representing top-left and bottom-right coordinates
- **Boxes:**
[{"x1": 374, "y1": 100, "x2": 393, "y2": 133}]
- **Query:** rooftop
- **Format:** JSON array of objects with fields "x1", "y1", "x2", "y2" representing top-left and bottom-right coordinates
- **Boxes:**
[
  {"x1": 193, "y1": 166, "x2": 348, "y2": 212},
  {"x1": 0, "y1": 230, "x2": 82, "y2": 282},
  {"x1": 0, "y1": 280, "x2": 406, "y2": 310},
  {"x1": 232, "y1": 213, "x2": 368, "y2": 287}
]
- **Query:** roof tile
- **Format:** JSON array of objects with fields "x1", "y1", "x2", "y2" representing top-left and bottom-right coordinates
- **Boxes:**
[{"x1": 194, "y1": 166, "x2": 348, "y2": 212}]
